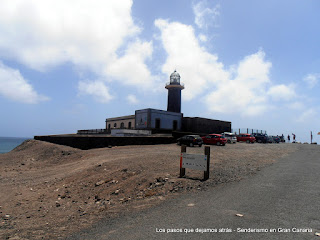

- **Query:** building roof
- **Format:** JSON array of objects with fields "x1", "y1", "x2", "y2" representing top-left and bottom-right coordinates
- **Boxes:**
[
  {"x1": 183, "y1": 116, "x2": 231, "y2": 123},
  {"x1": 106, "y1": 115, "x2": 135, "y2": 121},
  {"x1": 135, "y1": 108, "x2": 183, "y2": 116}
]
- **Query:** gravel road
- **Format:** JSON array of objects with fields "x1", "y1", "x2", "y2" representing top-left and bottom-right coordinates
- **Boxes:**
[{"x1": 68, "y1": 144, "x2": 320, "y2": 240}]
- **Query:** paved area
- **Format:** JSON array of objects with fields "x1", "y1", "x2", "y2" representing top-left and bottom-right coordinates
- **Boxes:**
[{"x1": 68, "y1": 144, "x2": 320, "y2": 240}]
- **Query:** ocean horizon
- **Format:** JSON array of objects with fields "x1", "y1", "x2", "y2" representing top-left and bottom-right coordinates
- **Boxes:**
[{"x1": 0, "y1": 137, "x2": 31, "y2": 154}]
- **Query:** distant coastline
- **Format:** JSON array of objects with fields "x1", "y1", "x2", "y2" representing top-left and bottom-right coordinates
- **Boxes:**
[{"x1": 0, "y1": 137, "x2": 31, "y2": 154}]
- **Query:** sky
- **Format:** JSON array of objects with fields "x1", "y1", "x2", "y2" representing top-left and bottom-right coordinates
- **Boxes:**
[{"x1": 0, "y1": 0, "x2": 319, "y2": 143}]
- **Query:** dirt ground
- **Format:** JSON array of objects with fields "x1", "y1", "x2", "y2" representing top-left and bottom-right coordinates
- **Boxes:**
[{"x1": 0, "y1": 140, "x2": 299, "y2": 239}]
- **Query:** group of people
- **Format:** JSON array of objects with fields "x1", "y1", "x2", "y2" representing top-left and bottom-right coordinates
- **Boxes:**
[{"x1": 287, "y1": 133, "x2": 296, "y2": 142}]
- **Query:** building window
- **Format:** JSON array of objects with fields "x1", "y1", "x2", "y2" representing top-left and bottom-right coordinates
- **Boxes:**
[
  {"x1": 114, "y1": 123, "x2": 117, "y2": 128},
  {"x1": 128, "y1": 122, "x2": 132, "y2": 129},
  {"x1": 120, "y1": 122, "x2": 125, "y2": 128},
  {"x1": 173, "y1": 120, "x2": 178, "y2": 131},
  {"x1": 155, "y1": 118, "x2": 161, "y2": 129},
  {"x1": 108, "y1": 124, "x2": 111, "y2": 129}
]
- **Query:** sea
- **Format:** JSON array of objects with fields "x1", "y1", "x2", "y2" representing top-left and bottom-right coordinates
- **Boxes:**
[{"x1": 0, "y1": 137, "x2": 31, "y2": 154}]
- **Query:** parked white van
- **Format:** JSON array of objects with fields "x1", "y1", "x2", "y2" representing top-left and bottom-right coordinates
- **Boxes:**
[{"x1": 222, "y1": 132, "x2": 237, "y2": 144}]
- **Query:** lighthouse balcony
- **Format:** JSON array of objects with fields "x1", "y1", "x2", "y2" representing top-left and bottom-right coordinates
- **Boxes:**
[{"x1": 165, "y1": 82, "x2": 185, "y2": 89}]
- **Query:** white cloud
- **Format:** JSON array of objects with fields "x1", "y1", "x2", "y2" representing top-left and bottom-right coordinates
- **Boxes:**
[
  {"x1": 0, "y1": 0, "x2": 139, "y2": 71},
  {"x1": 155, "y1": 19, "x2": 229, "y2": 101},
  {"x1": 156, "y1": 19, "x2": 301, "y2": 116},
  {"x1": 78, "y1": 81, "x2": 113, "y2": 103},
  {"x1": 204, "y1": 82, "x2": 269, "y2": 116},
  {"x1": 204, "y1": 50, "x2": 272, "y2": 116},
  {"x1": 296, "y1": 108, "x2": 317, "y2": 123},
  {"x1": 234, "y1": 50, "x2": 271, "y2": 87},
  {"x1": 0, "y1": 0, "x2": 155, "y2": 102},
  {"x1": 106, "y1": 40, "x2": 154, "y2": 88},
  {"x1": 199, "y1": 34, "x2": 207, "y2": 42},
  {"x1": 193, "y1": 1, "x2": 220, "y2": 29},
  {"x1": 156, "y1": 19, "x2": 276, "y2": 116},
  {"x1": 287, "y1": 101, "x2": 305, "y2": 110},
  {"x1": 267, "y1": 84, "x2": 296, "y2": 101},
  {"x1": 127, "y1": 94, "x2": 139, "y2": 104},
  {"x1": 303, "y1": 73, "x2": 319, "y2": 88},
  {"x1": 0, "y1": 62, "x2": 48, "y2": 104}
]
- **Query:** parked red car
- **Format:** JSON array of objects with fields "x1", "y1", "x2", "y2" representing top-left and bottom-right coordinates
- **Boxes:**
[
  {"x1": 236, "y1": 133, "x2": 255, "y2": 143},
  {"x1": 202, "y1": 134, "x2": 227, "y2": 146}
]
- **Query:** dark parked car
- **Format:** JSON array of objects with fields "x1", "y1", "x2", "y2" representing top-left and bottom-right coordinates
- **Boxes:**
[
  {"x1": 272, "y1": 136, "x2": 281, "y2": 143},
  {"x1": 267, "y1": 136, "x2": 273, "y2": 143},
  {"x1": 252, "y1": 133, "x2": 268, "y2": 143},
  {"x1": 177, "y1": 135, "x2": 203, "y2": 147},
  {"x1": 267, "y1": 136, "x2": 280, "y2": 143},
  {"x1": 202, "y1": 134, "x2": 227, "y2": 146},
  {"x1": 279, "y1": 135, "x2": 285, "y2": 142}
]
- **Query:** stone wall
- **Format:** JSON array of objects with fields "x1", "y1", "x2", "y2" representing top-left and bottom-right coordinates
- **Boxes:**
[{"x1": 34, "y1": 135, "x2": 176, "y2": 150}]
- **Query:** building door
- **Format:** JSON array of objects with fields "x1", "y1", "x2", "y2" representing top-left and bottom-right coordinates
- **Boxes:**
[
  {"x1": 155, "y1": 118, "x2": 161, "y2": 129},
  {"x1": 173, "y1": 120, "x2": 178, "y2": 130}
]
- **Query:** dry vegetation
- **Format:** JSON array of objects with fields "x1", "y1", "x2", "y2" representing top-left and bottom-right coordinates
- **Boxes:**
[{"x1": 0, "y1": 140, "x2": 299, "y2": 239}]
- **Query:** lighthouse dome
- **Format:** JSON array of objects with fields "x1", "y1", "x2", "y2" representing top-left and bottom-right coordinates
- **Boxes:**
[{"x1": 170, "y1": 70, "x2": 180, "y2": 84}]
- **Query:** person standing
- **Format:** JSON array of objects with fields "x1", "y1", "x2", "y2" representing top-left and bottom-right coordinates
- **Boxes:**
[{"x1": 287, "y1": 134, "x2": 290, "y2": 142}]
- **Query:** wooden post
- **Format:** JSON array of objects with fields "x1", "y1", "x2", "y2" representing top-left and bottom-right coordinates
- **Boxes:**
[
  {"x1": 180, "y1": 145, "x2": 186, "y2": 178},
  {"x1": 203, "y1": 146, "x2": 210, "y2": 181}
]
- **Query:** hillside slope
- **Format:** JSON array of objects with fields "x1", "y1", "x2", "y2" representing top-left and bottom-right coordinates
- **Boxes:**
[{"x1": 0, "y1": 140, "x2": 298, "y2": 239}]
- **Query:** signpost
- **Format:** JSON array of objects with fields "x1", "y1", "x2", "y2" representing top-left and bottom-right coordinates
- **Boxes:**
[{"x1": 180, "y1": 145, "x2": 211, "y2": 181}]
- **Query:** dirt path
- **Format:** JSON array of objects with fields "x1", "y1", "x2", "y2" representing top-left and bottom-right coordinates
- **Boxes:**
[
  {"x1": 68, "y1": 144, "x2": 320, "y2": 240},
  {"x1": 0, "y1": 140, "x2": 299, "y2": 239}
]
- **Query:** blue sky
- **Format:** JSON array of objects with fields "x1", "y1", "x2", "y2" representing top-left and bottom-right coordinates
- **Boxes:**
[{"x1": 0, "y1": 0, "x2": 319, "y2": 143}]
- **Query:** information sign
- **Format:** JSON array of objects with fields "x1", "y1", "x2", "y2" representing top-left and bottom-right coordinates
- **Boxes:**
[
  {"x1": 179, "y1": 146, "x2": 211, "y2": 180},
  {"x1": 181, "y1": 153, "x2": 207, "y2": 171}
]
